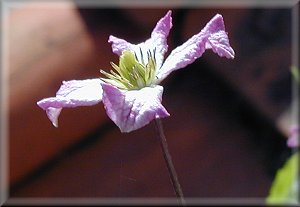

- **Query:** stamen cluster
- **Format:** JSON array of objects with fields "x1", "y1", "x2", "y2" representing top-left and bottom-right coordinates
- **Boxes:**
[{"x1": 100, "y1": 49, "x2": 157, "y2": 90}]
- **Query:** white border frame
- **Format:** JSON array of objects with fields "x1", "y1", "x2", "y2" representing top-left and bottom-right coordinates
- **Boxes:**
[{"x1": 1, "y1": 0, "x2": 299, "y2": 206}]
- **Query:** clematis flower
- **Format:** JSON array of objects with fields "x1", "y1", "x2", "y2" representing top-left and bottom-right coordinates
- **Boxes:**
[{"x1": 37, "y1": 10, "x2": 235, "y2": 133}]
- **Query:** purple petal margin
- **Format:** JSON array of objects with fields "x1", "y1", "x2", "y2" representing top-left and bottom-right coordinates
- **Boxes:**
[
  {"x1": 101, "y1": 83, "x2": 170, "y2": 133},
  {"x1": 108, "y1": 10, "x2": 173, "y2": 69},
  {"x1": 156, "y1": 14, "x2": 235, "y2": 82},
  {"x1": 37, "y1": 79, "x2": 103, "y2": 127}
]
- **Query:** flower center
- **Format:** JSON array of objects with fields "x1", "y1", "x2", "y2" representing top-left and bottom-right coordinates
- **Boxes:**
[{"x1": 100, "y1": 49, "x2": 157, "y2": 90}]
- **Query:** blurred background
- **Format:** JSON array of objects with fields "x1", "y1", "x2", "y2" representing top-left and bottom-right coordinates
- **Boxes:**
[{"x1": 6, "y1": 1, "x2": 293, "y2": 203}]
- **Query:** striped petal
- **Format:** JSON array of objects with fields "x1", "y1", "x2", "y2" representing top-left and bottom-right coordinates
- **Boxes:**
[
  {"x1": 101, "y1": 83, "x2": 169, "y2": 133},
  {"x1": 108, "y1": 10, "x2": 172, "y2": 69},
  {"x1": 37, "y1": 79, "x2": 103, "y2": 127},
  {"x1": 156, "y1": 14, "x2": 235, "y2": 83}
]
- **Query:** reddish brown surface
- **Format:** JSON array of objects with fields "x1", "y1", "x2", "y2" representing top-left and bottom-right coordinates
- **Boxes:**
[
  {"x1": 7, "y1": 4, "x2": 291, "y2": 203},
  {"x1": 11, "y1": 71, "x2": 273, "y2": 198},
  {"x1": 8, "y1": 2, "x2": 110, "y2": 185}
]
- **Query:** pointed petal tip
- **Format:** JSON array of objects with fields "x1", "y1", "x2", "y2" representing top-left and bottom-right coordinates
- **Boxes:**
[
  {"x1": 215, "y1": 13, "x2": 223, "y2": 18},
  {"x1": 36, "y1": 100, "x2": 42, "y2": 108},
  {"x1": 166, "y1": 10, "x2": 172, "y2": 16},
  {"x1": 155, "y1": 111, "x2": 170, "y2": 119},
  {"x1": 51, "y1": 119, "x2": 59, "y2": 128},
  {"x1": 226, "y1": 47, "x2": 235, "y2": 59},
  {"x1": 100, "y1": 82, "x2": 117, "y2": 92},
  {"x1": 37, "y1": 79, "x2": 102, "y2": 127},
  {"x1": 107, "y1": 35, "x2": 135, "y2": 56},
  {"x1": 36, "y1": 98, "x2": 50, "y2": 110},
  {"x1": 230, "y1": 50, "x2": 235, "y2": 59},
  {"x1": 45, "y1": 107, "x2": 62, "y2": 128},
  {"x1": 213, "y1": 14, "x2": 225, "y2": 23},
  {"x1": 205, "y1": 14, "x2": 235, "y2": 60},
  {"x1": 212, "y1": 15, "x2": 235, "y2": 60},
  {"x1": 203, "y1": 13, "x2": 226, "y2": 35},
  {"x1": 108, "y1": 35, "x2": 115, "y2": 43}
]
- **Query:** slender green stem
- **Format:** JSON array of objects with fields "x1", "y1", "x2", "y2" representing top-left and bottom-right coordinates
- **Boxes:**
[{"x1": 154, "y1": 118, "x2": 186, "y2": 205}]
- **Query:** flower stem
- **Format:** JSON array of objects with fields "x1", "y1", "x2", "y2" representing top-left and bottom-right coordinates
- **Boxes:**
[{"x1": 154, "y1": 118, "x2": 186, "y2": 205}]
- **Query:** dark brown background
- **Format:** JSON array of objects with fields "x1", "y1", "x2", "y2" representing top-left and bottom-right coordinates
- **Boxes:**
[{"x1": 7, "y1": 2, "x2": 293, "y2": 204}]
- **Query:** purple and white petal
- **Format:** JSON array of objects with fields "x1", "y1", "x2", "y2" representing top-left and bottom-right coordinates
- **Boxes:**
[
  {"x1": 204, "y1": 14, "x2": 235, "y2": 59},
  {"x1": 101, "y1": 83, "x2": 170, "y2": 133},
  {"x1": 109, "y1": 11, "x2": 172, "y2": 68},
  {"x1": 148, "y1": 10, "x2": 172, "y2": 68},
  {"x1": 134, "y1": 10, "x2": 172, "y2": 68},
  {"x1": 108, "y1": 35, "x2": 149, "y2": 65},
  {"x1": 156, "y1": 14, "x2": 235, "y2": 83},
  {"x1": 37, "y1": 78, "x2": 103, "y2": 127},
  {"x1": 108, "y1": 35, "x2": 136, "y2": 56},
  {"x1": 45, "y1": 107, "x2": 62, "y2": 127}
]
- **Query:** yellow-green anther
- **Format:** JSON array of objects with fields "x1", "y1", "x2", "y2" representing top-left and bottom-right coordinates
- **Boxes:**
[{"x1": 100, "y1": 49, "x2": 157, "y2": 90}]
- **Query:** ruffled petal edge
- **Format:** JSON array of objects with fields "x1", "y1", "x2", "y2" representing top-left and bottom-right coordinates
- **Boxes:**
[
  {"x1": 37, "y1": 78, "x2": 103, "y2": 127},
  {"x1": 156, "y1": 13, "x2": 235, "y2": 83}
]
